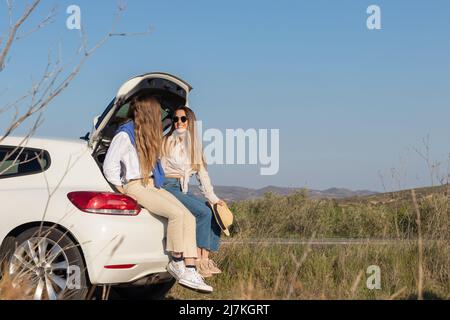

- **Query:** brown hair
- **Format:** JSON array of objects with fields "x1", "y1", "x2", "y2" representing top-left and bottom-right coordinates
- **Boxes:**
[
  {"x1": 128, "y1": 95, "x2": 162, "y2": 186},
  {"x1": 162, "y1": 106, "x2": 205, "y2": 171}
]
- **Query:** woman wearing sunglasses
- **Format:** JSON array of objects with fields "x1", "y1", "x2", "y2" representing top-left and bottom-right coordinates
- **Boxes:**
[
  {"x1": 161, "y1": 106, "x2": 225, "y2": 278},
  {"x1": 103, "y1": 95, "x2": 213, "y2": 293}
]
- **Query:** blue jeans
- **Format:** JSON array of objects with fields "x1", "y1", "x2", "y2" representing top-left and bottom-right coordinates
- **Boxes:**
[{"x1": 162, "y1": 178, "x2": 222, "y2": 252}]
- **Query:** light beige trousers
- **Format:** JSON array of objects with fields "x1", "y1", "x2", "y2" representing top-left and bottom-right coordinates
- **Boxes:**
[{"x1": 124, "y1": 179, "x2": 197, "y2": 258}]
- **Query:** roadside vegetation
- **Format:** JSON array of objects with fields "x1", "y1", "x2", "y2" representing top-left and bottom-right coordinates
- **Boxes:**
[
  {"x1": 0, "y1": 267, "x2": 33, "y2": 300},
  {"x1": 169, "y1": 186, "x2": 450, "y2": 300},
  {"x1": 1, "y1": 184, "x2": 449, "y2": 300},
  {"x1": 170, "y1": 242, "x2": 449, "y2": 300},
  {"x1": 228, "y1": 186, "x2": 449, "y2": 240}
]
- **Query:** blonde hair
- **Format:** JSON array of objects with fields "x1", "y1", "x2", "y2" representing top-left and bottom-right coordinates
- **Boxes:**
[
  {"x1": 162, "y1": 106, "x2": 205, "y2": 172},
  {"x1": 129, "y1": 95, "x2": 162, "y2": 186}
]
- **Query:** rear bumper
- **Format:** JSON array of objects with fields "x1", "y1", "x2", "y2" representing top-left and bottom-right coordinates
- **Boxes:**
[
  {"x1": 94, "y1": 253, "x2": 171, "y2": 285},
  {"x1": 67, "y1": 207, "x2": 171, "y2": 285}
]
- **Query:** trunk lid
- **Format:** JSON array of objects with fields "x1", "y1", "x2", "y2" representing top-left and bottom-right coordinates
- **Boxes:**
[{"x1": 89, "y1": 72, "x2": 192, "y2": 149}]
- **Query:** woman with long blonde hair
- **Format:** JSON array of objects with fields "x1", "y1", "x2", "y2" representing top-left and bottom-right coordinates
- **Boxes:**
[
  {"x1": 103, "y1": 95, "x2": 213, "y2": 293},
  {"x1": 161, "y1": 106, "x2": 225, "y2": 278}
]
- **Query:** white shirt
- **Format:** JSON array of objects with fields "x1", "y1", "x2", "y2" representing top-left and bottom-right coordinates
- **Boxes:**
[
  {"x1": 103, "y1": 132, "x2": 143, "y2": 186},
  {"x1": 161, "y1": 136, "x2": 220, "y2": 204}
]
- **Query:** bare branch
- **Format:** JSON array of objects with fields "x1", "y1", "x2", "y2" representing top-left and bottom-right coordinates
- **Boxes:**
[
  {"x1": 0, "y1": 0, "x2": 41, "y2": 71},
  {"x1": 411, "y1": 190, "x2": 424, "y2": 300},
  {"x1": 0, "y1": 113, "x2": 43, "y2": 175},
  {"x1": 0, "y1": 92, "x2": 30, "y2": 116},
  {"x1": 1, "y1": 2, "x2": 152, "y2": 144},
  {"x1": 15, "y1": 5, "x2": 58, "y2": 41},
  {"x1": 7, "y1": 0, "x2": 14, "y2": 28},
  {"x1": 110, "y1": 25, "x2": 155, "y2": 37}
]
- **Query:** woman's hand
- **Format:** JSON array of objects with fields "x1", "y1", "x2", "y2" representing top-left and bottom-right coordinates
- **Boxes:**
[{"x1": 216, "y1": 199, "x2": 226, "y2": 206}]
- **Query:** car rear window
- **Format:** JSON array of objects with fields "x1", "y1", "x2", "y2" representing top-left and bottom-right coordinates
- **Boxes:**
[
  {"x1": 113, "y1": 102, "x2": 172, "y2": 133},
  {"x1": 115, "y1": 102, "x2": 170, "y2": 122},
  {"x1": 0, "y1": 146, "x2": 51, "y2": 179}
]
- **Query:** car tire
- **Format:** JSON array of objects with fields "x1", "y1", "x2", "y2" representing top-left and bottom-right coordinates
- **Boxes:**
[
  {"x1": 111, "y1": 278, "x2": 176, "y2": 300},
  {"x1": 1, "y1": 226, "x2": 89, "y2": 300}
]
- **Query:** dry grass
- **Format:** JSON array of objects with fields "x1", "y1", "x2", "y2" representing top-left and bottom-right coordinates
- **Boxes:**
[
  {"x1": 169, "y1": 187, "x2": 450, "y2": 300},
  {"x1": 229, "y1": 189, "x2": 450, "y2": 240},
  {"x1": 2, "y1": 186, "x2": 449, "y2": 300},
  {"x1": 169, "y1": 242, "x2": 450, "y2": 300},
  {"x1": 0, "y1": 266, "x2": 33, "y2": 300}
]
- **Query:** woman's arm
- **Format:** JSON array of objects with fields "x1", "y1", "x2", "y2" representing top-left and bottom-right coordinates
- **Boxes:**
[
  {"x1": 196, "y1": 164, "x2": 221, "y2": 204},
  {"x1": 103, "y1": 132, "x2": 129, "y2": 189}
]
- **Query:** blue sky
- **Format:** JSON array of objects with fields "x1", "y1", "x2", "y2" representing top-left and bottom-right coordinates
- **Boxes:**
[{"x1": 1, "y1": 0, "x2": 450, "y2": 191}]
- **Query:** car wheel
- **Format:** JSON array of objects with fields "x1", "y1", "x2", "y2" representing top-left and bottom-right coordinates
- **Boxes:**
[
  {"x1": 1, "y1": 226, "x2": 89, "y2": 300},
  {"x1": 112, "y1": 278, "x2": 176, "y2": 300}
]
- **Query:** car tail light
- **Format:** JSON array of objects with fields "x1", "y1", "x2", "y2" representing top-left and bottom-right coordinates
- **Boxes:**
[
  {"x1": 67, "y1": 192, "x2": 141, "y2": 216},
  {"x1": 104, "y1": 264, "x2": 136, "y2": 269}
]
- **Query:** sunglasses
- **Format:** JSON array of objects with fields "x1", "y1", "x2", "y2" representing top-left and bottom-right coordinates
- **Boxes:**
[{"x1": 173, "y1": 116, "x2": 187, "y2": 123}]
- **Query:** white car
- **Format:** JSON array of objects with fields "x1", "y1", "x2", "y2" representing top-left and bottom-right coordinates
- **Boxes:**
[{"x1": 0, "y1": 72, "x2": 193, "y2": 300}]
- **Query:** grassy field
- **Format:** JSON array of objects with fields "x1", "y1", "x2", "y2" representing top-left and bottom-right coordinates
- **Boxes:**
[
  {"x1": 227, "y1": 186, "x2": 449, "y2": 240},
  {"x1": 168, "y1": 186, "x2": 450, "y2": 300},
  {"x1": 1, "y1": 185, "x2": 449, "y2": 300},
  {"x1": 169, "y1": 242, "x2": 449, "y2": 300}
]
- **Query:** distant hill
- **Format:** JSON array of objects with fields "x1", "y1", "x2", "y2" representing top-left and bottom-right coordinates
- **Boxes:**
[
  {"x1": 341, "y1": 184, "x2": 450, "y2": 205},
  {"x1": 189, "y1": 185, "x2": 378, "y2": 202}
]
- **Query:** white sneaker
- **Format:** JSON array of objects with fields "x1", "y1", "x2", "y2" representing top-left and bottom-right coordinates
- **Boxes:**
[
  {"x1": 178, "y1": 267, "x2": 213, "y2": 293},
  {"x1": 166, "y1": 260, "x2": 185, "y2": 280}
]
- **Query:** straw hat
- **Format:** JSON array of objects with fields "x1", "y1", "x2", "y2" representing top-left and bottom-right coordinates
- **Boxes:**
[{"x1": 209, "y1": 202, "x2": 234, "y2": 236}]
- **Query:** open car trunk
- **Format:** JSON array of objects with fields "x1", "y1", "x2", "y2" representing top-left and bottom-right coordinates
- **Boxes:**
[{"x1": 90, "y1": 72, "x2": 192, "y2": 167}]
